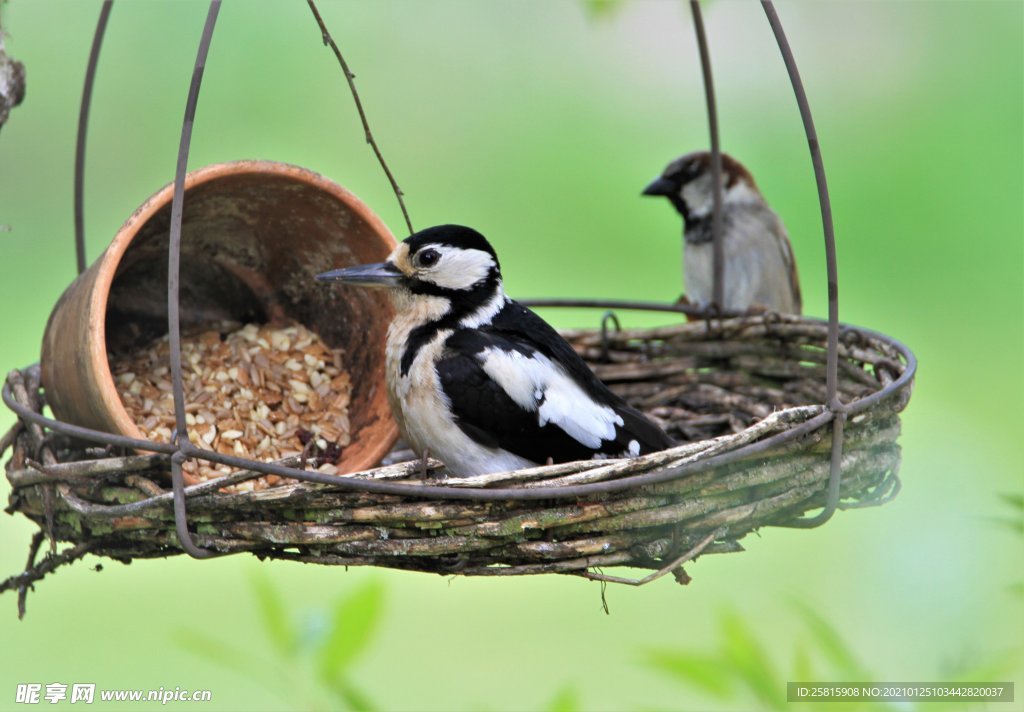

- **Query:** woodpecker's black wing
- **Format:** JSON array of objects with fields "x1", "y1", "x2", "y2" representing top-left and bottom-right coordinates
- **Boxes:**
[
  {"x1": 435, "y1": 338, "x2": 604, "y2": 464},
  {"x1": 435, "y1": 302, "x2": 674, "y2": 465},
  {"x1": 490, "y1": 300, "x2": 674, "y2": 451}
]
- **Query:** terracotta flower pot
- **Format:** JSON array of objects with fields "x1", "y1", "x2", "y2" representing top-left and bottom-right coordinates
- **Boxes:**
[{"x1": 41, "y1": 160, "x2": 399, "y2": 477}]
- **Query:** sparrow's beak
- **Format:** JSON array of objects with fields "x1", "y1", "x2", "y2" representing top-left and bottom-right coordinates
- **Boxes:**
[
  {"x1": 315, "y1": 262, "x2": 403, "y2": 288},
  {"x1": 642, "y1": 176, "x2": 676, "y2": 197}
]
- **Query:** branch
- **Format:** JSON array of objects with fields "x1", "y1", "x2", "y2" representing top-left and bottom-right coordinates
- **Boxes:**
[
  {"x1": 0, "y1": 420, "x2": 20, "y2": 459},
  {"x1": 17, "y1": 532, "x2": 44, "y2": 619},
  {"x1": 306, "y1": 0, "x2": 414, "y2": 235},
  {"x1": 0, "y1": 7, "x2": 26, "y2": 134},
  {"x1": 0, "y1": 538, "x2": 94, "y2": 619},
  {"x1": 575, "y1": 528, "x2": 723, "y2": 586}
]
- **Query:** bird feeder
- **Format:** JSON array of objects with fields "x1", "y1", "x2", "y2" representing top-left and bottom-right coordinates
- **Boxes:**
[
  {"x1": 39, "y1": 160, "x2": 399, "y2": 481},
  {"x1": 1, "y1": 1, "x2": 915, "y2": 609}
]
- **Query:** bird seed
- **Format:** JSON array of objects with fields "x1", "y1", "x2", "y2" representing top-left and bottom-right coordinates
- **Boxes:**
[{"x1": 110, "y1": 321, "x2": 353, "y2": 491}]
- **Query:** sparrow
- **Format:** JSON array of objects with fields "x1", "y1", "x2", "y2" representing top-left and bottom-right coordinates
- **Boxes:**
[
  {"x1": 316, "y1": 224, "x2": 674, "y2": 476},
  {"x1": 642, "y1": 151, "x2": 802, "y2": 314}
]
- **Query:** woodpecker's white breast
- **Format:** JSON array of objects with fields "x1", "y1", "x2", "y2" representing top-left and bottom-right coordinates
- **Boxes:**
[{"x1": 384, "y1": 296, "x2": 534, "y2": 476}]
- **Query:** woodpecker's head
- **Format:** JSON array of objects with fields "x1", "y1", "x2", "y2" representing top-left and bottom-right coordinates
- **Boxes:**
[
  {"x1": 316, "y1": 224, "x2": 504, "y2": 316},
  {"x1": 642, "y1": 151, "x2": 762, "y2": 228}
]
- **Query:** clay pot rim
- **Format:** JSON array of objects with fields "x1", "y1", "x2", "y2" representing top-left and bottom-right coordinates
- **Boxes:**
[{"x1": 89, "y1": 159, "x2": 399, "y2": 453}]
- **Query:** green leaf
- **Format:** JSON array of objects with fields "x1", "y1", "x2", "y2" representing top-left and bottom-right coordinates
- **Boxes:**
[
  {"x1": 545, "y1": 685, "x2": 581, "y2": 712},
  {"x1": 316, "y1": 579, "x2": 385, "y2": 686},
  {"x1": 791, "y1": 600, "x2": 872, "y2": 681},
  {"x1": 329, "y1": 678, "x2": 379, "y2": 712},
  {"x1": 791, "y1": 639, "x2": 814, "y2": 684},
  {"x1": 943, "y1": 650, "x2": 1020, "y2": 684},
  {"x1": 174, "y1": 629, "x2": 290, "y2": 700},
  {"x1": 992, "y1": 493, "x2": 1024, "y2": 534},
  {"x1": 174, "y1": 629, "x2": 262, "y2": 678},
  {"x1": 987, "y1": 516, "x2": 1024, "y2": 536},
  {"x1": 249, "y1": 570, "x2": 295, "y2": 657},
  {"x1": 174, "y1": 628, "x2": 308, "y2": 704},
  {"x1": 719, "y1": 610, "x2": 785, "y2": 710},
  {"x1": 582, "y1": 0, "x2": 627, "y2": 20},
  {"x1": 997, "y1": 492, "x2": 1024, "y2": 512},
  {"x1": 923, "y1": 658, "x2": 1019, "y2": 712},
  {"x1": 640, "y1": 648, "x2": 735, "y2": 699}
]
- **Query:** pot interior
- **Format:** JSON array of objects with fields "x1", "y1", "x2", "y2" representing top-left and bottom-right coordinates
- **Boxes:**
[{"x1": 103, "y1": 166, "x2": 397, "y2": 469}]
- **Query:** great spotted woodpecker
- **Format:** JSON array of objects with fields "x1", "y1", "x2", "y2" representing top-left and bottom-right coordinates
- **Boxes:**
[
  {"x1": 643, "y1": 151, "x2": 802, "y2": 314},
  {"x1": 316, "y1": 224, "x2": 674, "y2": 476}
]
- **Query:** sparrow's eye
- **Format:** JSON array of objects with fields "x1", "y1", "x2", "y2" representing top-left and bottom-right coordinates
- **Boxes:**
[{"x1": 416, "y1": 249, "x2": 441, "y2": 268}]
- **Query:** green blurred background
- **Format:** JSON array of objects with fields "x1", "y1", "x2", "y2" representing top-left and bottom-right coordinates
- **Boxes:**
[{"x1": 1, "y1": 1, "x2": 1021, "y2": 710}]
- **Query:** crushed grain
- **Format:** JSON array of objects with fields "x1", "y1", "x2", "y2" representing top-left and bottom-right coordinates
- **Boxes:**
[{"x1": 110, "y1": 321, "x2": 352, "y2": 490}]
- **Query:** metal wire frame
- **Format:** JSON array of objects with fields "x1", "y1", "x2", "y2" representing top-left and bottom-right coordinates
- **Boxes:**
[
  {"x1": 166, "y1": 0, "x2": 222, "y2": 558},
  {"x1": 690, "y1": 0, "x2": 845, "y2": 527},
  {"x1": 22, "y1": 1, "x2": 893, "y2": 556},
  {"x1": 759, "y1": 0, "x2": 844, "y2": 527},
  {"x1": 688, "y1": 1, "x2": 725, "y2": 312},
  {"x1": 73, "y1": 0, "x2": 113, "y2": 275}
]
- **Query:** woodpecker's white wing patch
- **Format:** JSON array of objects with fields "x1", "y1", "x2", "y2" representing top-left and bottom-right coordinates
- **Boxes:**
[{"x1": 478, "y1": 347, "x2": 624, "y2": 449}]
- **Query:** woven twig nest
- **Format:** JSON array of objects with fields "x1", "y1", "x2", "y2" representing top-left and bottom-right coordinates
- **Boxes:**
[{"x1": 3, "y1": 314, "x2": 913, "y2": 585}]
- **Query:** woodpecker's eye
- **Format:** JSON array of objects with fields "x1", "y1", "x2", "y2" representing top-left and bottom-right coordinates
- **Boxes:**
[{"x1": 416, "y1": 249, "x2": 441, "y2": 268}]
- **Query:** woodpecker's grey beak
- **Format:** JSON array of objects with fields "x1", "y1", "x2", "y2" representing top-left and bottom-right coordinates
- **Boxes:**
[
  {"x1": 315, "y1": 262, "x2": 403, "y2": 288},
  {"x1": 642, "y1": 176, "x2": 676, "y2": 197}
]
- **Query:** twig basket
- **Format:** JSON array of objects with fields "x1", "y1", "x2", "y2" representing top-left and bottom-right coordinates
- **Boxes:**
[
  {"x1": 3, "y1": 313, "x2": 913, "y2": 582},
  {"x1": 1, "y1": 1, "x2": 918, "y2": 610}
]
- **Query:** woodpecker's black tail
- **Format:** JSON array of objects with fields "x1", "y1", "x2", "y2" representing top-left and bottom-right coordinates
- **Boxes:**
[{"x1": 615, "y1": 403, "x2": 676, "y2": 455}]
